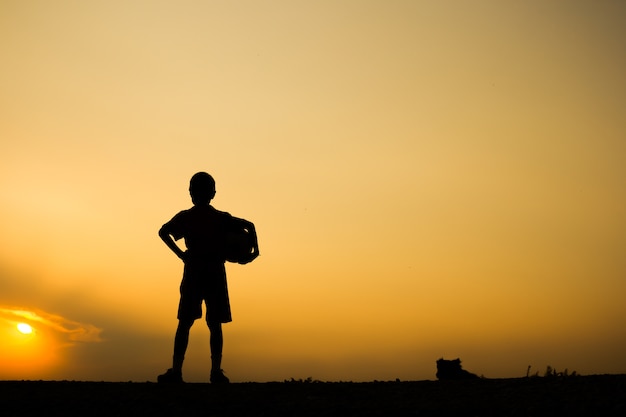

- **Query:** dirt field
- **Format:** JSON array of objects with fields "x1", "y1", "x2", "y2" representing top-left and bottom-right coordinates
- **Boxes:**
[{"x1": 1, "y1": 375, "x2": 624, "y2": 416}]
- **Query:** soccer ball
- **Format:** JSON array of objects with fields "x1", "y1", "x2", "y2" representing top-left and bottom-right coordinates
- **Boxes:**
[{"x1": 224, "y1": 227, "x2": 256, "y2": 264}]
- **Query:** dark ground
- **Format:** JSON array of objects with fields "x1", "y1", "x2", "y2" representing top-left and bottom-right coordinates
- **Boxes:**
[{"x1": 1, "y1": 375, "x2": 624, "y2": 416}]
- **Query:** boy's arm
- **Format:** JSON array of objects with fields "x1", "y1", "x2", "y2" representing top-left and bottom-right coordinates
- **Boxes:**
[{"x1": 159, "y1": 225, "x2": 187, "y2": 262}]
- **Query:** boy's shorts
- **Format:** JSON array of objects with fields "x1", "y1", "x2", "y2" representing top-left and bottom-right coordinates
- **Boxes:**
[{"x1": 177, "y1": 262, "x2": 232, "y2": 324}]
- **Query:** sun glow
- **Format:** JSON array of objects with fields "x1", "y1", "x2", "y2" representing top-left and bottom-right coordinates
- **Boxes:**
[
  {"x1": 0, "y1": 307, "x2": 105, "y2": 380},
  {"x1": 0, "y1": 319, "x2": 57, "y2": 379},
  {"x1": 17, "y1": 323, "x2": 33, "y2": 334}
]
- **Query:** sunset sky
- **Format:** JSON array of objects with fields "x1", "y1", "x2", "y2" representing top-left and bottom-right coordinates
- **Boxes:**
[{"x1": 1, "y1": 0, "x2": 625, "y2": 382}]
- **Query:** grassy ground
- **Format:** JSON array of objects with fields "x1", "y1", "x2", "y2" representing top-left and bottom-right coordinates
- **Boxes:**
[{"x1": 1, "y1": 375, "x2": 624, "y2": 416}]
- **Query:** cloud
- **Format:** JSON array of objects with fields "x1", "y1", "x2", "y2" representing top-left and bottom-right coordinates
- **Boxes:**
[{"x1": 0, "y1": 306, "x2": 103, "y2": 343}]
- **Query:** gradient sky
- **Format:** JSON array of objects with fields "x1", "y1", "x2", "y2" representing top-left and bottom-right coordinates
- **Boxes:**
[{"x1": 1, "y1": 0, "x2": 625, "y2": 382}]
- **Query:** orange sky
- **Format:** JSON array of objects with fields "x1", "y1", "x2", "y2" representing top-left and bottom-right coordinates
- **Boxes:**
[{"x1": 1, "y1": 0, "x2": 625, "y2": 382}]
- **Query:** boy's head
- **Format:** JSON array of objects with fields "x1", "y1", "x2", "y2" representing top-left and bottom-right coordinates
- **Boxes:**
[{"x1": 189, "y1": 172, "x2": 216, "y2": 205}]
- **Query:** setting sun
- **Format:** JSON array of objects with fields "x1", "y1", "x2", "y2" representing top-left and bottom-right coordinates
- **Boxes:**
[{"x1": 17, "y1": 323, "x2": 33, "y2": 335}]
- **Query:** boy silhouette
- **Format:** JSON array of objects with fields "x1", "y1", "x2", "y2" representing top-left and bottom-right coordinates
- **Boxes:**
[{"x1": 157, "y1": 172, "x2": 259, "y2": 383}]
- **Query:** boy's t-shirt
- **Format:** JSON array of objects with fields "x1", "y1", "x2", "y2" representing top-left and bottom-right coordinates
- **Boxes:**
[{"x1": 164, "y1": 205, "x2": 233, "y2": 263}]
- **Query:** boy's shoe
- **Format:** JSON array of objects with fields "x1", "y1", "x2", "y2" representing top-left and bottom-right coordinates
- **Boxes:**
[
  {"x1": 158, "y1": 368, "x2": 184, "y2": 383},
  {"x1": 210, "y1": 369, "x2": 230, "y2": 384}
]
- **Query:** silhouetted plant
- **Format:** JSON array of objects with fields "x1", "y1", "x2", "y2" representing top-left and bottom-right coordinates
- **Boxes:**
[
  {"x1": 527, "y1": 365, "x2": 577, "y2": 378},
  {"x1": 284, "y1": 377, "x2": 321, "y2": 384}
]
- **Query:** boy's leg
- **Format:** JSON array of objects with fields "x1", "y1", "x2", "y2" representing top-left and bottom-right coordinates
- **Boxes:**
[
  {"x1": 207, "y1": 321, "x2": 223, "y2": 371},
  {"x1": 158, "y1": 319, "x2": 194, "y2": 383},
  {"x1": 208, "y1": 321, "x2": 229, "y2": 383},
  {"x1": 173, "y1": 319, "x2": 194, "y2": 371}
]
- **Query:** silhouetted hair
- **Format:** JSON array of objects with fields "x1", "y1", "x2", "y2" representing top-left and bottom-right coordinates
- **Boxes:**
[{"x1": 189, "y1": 172, "x2": 216, "y2": 204}]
